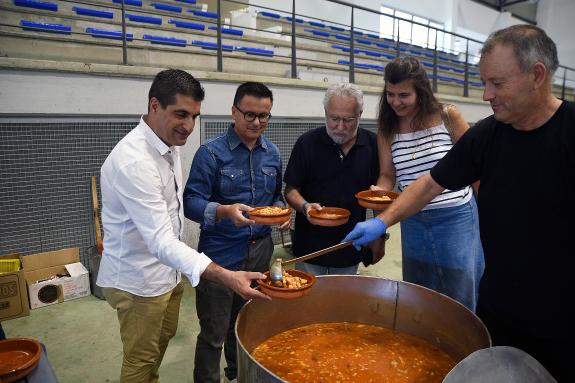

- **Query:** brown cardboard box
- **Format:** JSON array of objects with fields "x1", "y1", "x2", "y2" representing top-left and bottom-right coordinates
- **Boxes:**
[
  {"x1": 0, "y1": 254, "x2": 30, "y2": 320},
  {"x1": 21, "y1": 248, "x2": 91, "y2": 309}
]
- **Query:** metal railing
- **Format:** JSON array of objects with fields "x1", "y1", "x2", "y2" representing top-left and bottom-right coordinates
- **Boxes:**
[{"x1": 2, "y1": 0, "x2": 574, "y2": 99}]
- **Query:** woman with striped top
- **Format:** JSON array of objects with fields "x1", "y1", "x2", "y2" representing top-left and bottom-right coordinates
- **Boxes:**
[{"x1": 373, "y1": 57, "x2": 484, "y2": 311}]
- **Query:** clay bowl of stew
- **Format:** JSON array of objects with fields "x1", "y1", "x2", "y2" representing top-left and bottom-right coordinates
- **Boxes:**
[
  {"x1": 256, "y1": 269, "x2": 316, "y2": 299},
  {"x1": 355, "y1": 190, "x2": 399, "y2": 210},
  {"x1": 248, "y1": 206, "x2": 292, "y2": 225},
  {"x1": 308, "y1": 207, "x2": 351, "y2": 227}
]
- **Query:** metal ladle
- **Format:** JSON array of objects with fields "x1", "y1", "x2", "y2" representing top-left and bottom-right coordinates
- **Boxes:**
[{"x1": 268, "y1": 241, "x2": 353, "y2": 286}]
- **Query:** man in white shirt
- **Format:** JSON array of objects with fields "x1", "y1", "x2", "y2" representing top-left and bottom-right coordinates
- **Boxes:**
[{"x1": 97, "y1": 69, "x2": 270, "y2": 383}]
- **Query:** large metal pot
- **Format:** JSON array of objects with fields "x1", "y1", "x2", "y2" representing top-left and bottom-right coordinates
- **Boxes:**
[{"x1": 236, "y1": 275, "x2": 491, "y2": 382}]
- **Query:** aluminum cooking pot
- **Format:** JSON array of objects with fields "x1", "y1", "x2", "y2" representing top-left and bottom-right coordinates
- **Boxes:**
[{"x1": 235, "y1": 275, "x2": 491, "y2": 382}]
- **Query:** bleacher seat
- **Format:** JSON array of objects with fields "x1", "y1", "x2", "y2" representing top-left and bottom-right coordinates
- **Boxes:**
[
  {"x1": 143, "y1": 34, "x2": 187, "y2": 47},
  {"x1": 20, "y1": 20, "x2": 70, "y2": 33},
  {"x1": 192, "y1": 40, "x2": 234, "y2": 50},
  {"x1": 236, "y1": 46, "x2": 274, "y2": 56},
  {"x1": 208, "y1": 26, "x2": 243, "y2": 36},
  {"x1": 356, "y1": 38, "x2": 372, "y2": 45},
  {"x1": 14, "y1": 0, "x2": 57, "y2": 11},
  {"x1": 73, "y1": 7, "x2": 114, "y2": 19},
  {"x1": 367, "y1": 33, "x2": 379, "y2": 39},
  {"x1": 338, "y1": 59, "x2": 384, "y2": 71},
  {"x1": 334, "y1": 34, "x2": 351, "y2": 41},
  {"x1": 125, "y1": 14, "x2": 162, "y2": 25},
  {"x1": 174, "y1": 0, "x2": 196, "y2": 3},
  {"x1": 168, "y1": 19, "x2": 205, "y2": 30},
  {"x1": 307, "y1": 21, "x2": 325, "y2": 28},
  {"x1": 112, "y1": 0, "x2": 142, "y2": 6},
  {"x1": 259, "y1": 11, "x2": 281, "y2": 19},
  {"x1": 304, "y1": 29, "x2": 330, "y2": 38},
  {"x1": 283, "y1": 16, "x2": 304, "y2": 23},
  {"x1": 189, "y1": 10, "x2": 217, "y2": 19},
  {"x1": 86, "y1": 27, "x2": 133, "y2": 40},
  {"x1": 150, "y1": 2, "x2": 182, "y2": 13},
  {"x1": 328, "y1": 26, "x2": 345, "y2": 32}
]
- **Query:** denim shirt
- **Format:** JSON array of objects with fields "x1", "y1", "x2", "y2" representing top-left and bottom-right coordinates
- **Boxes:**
[{"x1": 183, "y1": 124, "x2": 284, "y2": 270}]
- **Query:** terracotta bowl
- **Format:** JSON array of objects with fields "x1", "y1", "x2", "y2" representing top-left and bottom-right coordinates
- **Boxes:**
[
  {"x1": 248, "y1": 206, "x2": 292, "y2": 225},
  {"x1": 256, "y1": 269, "x2": 316, "y2": 299},
  {"x1": 308, "y1": 207, "x2": 351, "y2": 227},
  {"x1": 0, "y1": 338, "x2": 42, "y2": 383},
  {"x1": 355, "y1": 190, "x2": 399, "y2": 210}
]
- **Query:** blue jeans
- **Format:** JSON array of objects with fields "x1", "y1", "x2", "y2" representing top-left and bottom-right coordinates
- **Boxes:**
[
  {"x1": 401, "y1": 198, "x2": 484, "y2": 311},
  {"x1": 295, "y1": 262, "x2": 359, "y2": 276},
  {"x1": 194, "y1": 236, "x2": 273, "y2": 383}
]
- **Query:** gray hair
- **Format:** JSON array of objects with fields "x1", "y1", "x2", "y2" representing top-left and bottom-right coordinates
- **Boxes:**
[
  {"x1": 323, "y1": 83, "x2": 364, "y2": 115},
  {"x1": 481, "y1": 25, "x2": 559, "y2": 77}
]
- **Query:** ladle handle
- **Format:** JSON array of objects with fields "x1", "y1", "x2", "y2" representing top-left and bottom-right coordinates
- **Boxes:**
[{"x1": 282, "y1": 241, "x2": 353, "y2": 266}]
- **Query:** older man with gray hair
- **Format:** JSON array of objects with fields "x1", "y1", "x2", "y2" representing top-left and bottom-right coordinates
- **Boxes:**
[{"x1": 284, "y1": 83, "x2": 382, "y2": 276}]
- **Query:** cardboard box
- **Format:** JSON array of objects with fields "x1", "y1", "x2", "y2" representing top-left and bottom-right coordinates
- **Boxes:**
[
  {"x1": 21, "y1": 248, "x2": 91, "y2": 309},
  {"x1": 0, "y1": 253, "x2": 30, "y2": 321}
]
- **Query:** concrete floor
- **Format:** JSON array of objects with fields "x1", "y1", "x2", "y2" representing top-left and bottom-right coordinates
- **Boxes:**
[{"x1": 2, "y1": 225, "x2": 402, "y2": 383}]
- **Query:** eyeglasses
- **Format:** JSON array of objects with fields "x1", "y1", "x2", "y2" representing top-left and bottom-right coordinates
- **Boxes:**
[
  {"x1": 327, "y1": 116, "x2": 359, "y2": 127},
  {"x1": 234, "y1": 105, "x2": 272, "y2": 123}
]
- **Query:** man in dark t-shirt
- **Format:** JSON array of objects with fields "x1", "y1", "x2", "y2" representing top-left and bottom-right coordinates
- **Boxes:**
[
  {"x1": 284, "y1": 83, "x2": 381, "y2": 275},
  {"x1": 343, "y1": 25, "x2": 574, "y2": 381}
]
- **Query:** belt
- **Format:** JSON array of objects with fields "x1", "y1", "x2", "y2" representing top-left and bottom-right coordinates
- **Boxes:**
[{"x1": 248, "y1": 233, "x2": 270, "y2": 243}]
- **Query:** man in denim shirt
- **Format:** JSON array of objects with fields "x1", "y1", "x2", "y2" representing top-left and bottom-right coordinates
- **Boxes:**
[{"x1": 184, "y1": 82, "x2": 289, "y2": 383}]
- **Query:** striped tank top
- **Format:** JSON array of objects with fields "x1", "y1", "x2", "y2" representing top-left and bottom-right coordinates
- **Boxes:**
[{"x1": 391, "y1": 122, "x2": 472, "y2": 210}]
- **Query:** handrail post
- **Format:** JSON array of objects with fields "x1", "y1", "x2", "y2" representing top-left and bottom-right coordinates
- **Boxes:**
[
  {"x1": 216, "y1": 0, "x2": 223, "y2": 72},
  {"x1": 396, "y1": 20, "x2": 401, "y2": 57},
  {"x1": 432, "y1": 31, "x2": 438, "y2": 93},
  {"x1": 349, "y1": 6, "x2": 355, "y2": 83},
  {"x1": 290, "y1": 0, "x2": 297, "y2": 79},
  {"x1": 463, "y1": 39, "x2": 469, "y2": 97},
  {"x1": 120, "y1": 0, "x2": 127, "y2": 65},
  {"x1": 561, "y1": 67, "x2": 567, "y2": 100}
]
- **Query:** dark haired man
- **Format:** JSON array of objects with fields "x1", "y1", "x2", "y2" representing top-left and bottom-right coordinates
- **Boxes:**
[
  {"x1": 97, "y1": 70, "x2": 270, "y2": 383},
  {"x1": 344, "y1": 25, "x2": 574, "y2": 381},
  {"x1": 184, "y1": 82, "x2": 289, "y2": 383}
]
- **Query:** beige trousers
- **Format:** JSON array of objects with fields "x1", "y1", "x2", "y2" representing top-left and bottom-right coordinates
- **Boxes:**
[{"x1": 103, "y1": 282, "x2": 184, "y2": 383}]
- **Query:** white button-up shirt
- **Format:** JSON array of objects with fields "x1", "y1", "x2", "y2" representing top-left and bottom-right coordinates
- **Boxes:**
[{"x1": 97, "y1": 117, "x2": 212, "y2": 297}]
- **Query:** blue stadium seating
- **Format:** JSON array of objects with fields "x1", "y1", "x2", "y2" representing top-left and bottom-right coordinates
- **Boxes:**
[
  {"x1": 20, "y1": 20, "x2": 70, "y2": 33},
  {"x1": 304, "y1": 29, "x2": 330, "y2": 37},
  {"x1": 14, "y1": 0, "x2": 57, "y2": 11},
  {"x1": 259, "y1": 11, "x2": 281, "y2": 19},
  {"x1": 150, "y1": 2, "x2": 182, "y2": 13},
  {"x1": 86, "y1": 27, "x2": 133, "y2": 40},
  {"x1": 189, "y1": 10, "x2": 217, "y2": 19},
  {"x1": 125, "y1": 14, "x2": 162, "y2": 24},
  {"x1": 307, "y1": 21, "x2": 325, "y2": 28},
  {"x1": 338, "y1": 59, "x2": 384, "y2": 71},
  {"x1": 356, "y1": 38, "x2": 372, "y2": 45},
  {"x1": 192, "y1": 40, "x2": 234, "y2": 50},
  {"x1": 143, "y1": 34, "x2": 187, "y2": 47},
  {"x1": 208, "y1": 26, "x2": 243, "y2": 36},
  {"x1": 73, "y1": 7, "x2": 114, "y2": 19},
  {"x1": 168, "y1": 19, "x2": 205, "y2": 30},
  {"x1": 328, "y1": 26, "x2": 345, "y2": 32},
  {"x1": 283, "y1": 16, "x2": 304, "y2": 23},
  {"x1": 236, "y1": 46, "x2": 274, "y2": 56},
  {"x1": 112, "y1": 0, "x2": 142, "y2": 6},
  {"x1": 334, "y1": 34, "x2": 351, "y2": 41},
  {"x1": 174, "y1": 0, "x2": 196, "y2": 3}
]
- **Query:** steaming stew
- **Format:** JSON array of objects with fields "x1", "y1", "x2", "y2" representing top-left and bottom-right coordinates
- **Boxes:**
[{"x1": 252, "y1": 322, "x2": 456, "y2": 383}]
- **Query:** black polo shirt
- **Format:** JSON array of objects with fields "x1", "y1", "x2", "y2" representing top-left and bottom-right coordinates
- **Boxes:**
[{"x1": 284, "y1": 127, "x2": 379, "y2": 267}]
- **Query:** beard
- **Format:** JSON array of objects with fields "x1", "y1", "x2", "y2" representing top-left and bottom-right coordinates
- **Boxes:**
[{"x1": 326, "y1": 124, "x2": 359, "y2": 145}]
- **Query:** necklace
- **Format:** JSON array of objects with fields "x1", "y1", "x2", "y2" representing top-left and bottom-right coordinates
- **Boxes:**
[{"x1": 410, "y1": 128, "x2": 435, "y2": 160}]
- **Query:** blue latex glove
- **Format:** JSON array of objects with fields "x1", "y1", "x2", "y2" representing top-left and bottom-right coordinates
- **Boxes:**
[{"x1": 342, "y1": 217, "x2": 387, "y2": 250}]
